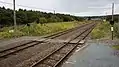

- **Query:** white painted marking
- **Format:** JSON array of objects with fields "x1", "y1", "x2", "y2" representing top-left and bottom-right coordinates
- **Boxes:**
[
  {"x1": 65, "y1": 61, "x2": 76, "y2": 64},
  {"x1": 34, "y1": 38, "x2": 46, "y2": 41},
  {"x1": 79, "y1": 40, "x2": 85, "y2": 44},
  {"x1": 76, "y1": 48, "x2": 81, "y2": 52},
  {"x1": 77, "y1": 47, "x2": 80, "y2": 49},
  {"x1": 75, "y1": 44, "x2": 89, "y2": 52}
]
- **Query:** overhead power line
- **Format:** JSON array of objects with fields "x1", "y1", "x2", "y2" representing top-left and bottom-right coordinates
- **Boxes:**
[{"x1": 0, "y1": 1, "x2": 54, "y2": 11}]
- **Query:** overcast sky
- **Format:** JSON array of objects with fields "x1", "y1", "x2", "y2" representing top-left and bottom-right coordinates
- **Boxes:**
[{"x1": 0, "y1": 0, "x2": 119, "y2": 16}]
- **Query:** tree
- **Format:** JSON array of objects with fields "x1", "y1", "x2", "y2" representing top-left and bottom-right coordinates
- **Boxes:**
[
  {"x1": 0, "y1": 6, "x2": 85, "y2": 27},
  {"x1": 16, "y1": 10, "x2": 28, "y2": 24}
]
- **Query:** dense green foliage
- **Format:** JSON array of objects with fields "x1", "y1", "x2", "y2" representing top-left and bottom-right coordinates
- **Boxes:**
[{"x1": 0, "y1": 6, "x2": 84, "y2": 27}]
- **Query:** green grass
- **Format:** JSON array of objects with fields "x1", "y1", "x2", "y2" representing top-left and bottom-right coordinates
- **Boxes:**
[
  {"x1": 91, "y1": 21, "x2": 119, "y2": 39},
  {"x1": 114, "y1": 23, "x2": 119, "y2": 38},
  {"x1": 0, "y1": 21, "x2": 85, "y2": 39},
  {"x1": 91, "y1": 21, "x2": 111, "y2": 39},
  {"x1": 112, "y1": 45, "x2": 119, "y2": 50}
]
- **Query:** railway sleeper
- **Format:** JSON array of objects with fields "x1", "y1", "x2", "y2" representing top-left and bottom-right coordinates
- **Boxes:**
[
  {"x1": 49, "y1": 54, "x2": 65, "y2": 60},
  {"x1": 36, "y1": 64, "x2": 52, "y2": 67},
  {"x1": 42, "y1": 58, "x2": 57, "y2": 66},
  {"x1": 59, "y1": 48, "x2": 73, "y2": 54}
]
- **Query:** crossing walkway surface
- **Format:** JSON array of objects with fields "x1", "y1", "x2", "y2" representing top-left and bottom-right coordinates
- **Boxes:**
[{"x1": 62, "y1": 41, "x2": 119, "y2": 67}]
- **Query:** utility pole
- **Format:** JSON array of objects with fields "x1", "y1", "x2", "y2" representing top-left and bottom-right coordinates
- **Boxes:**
[
  {"x1": 54, "y1": 10, "x2": 55, "y2": 14},
  {"x1": 105, "y1": 12, "x2": 107, "y2": 21},
  {"x1": 13, "y1": 0, "x2": 17, "y2": 31},
  {"x1": 112, "y1": 3, "x2": 114, "y2": 21},
  {"x1": 118, "y1": 16, "x2": 119, "y2": 23},
  {"x1": 110, "y1": 3, "x2": 114, "y2": 40}
]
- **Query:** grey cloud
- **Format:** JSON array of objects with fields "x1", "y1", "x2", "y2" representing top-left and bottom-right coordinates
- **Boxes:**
[
  {"x1": 1, "y1": 0, "x2": 119, "y2": 16},
  {"x1": 58, "y1": 0, "x2": 119, "y2": 13}
]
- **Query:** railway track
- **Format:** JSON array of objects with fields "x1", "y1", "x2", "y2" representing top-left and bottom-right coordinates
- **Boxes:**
[
  {"x1": 0, "y1": 22, "x2": 97, "y2": 67},
  {"x1": 0, "y1": 23, "x2": 89, "y2": 53},
  {"x1": 0, "y1": 22, "x2": 94, "y2": 60},
  {"x1": 31, "y1": 23, "x2": 96, "y2": 67},
  {"x1": 0, "y1": 25, "x2": 77, "y2": 59},
  {"x1": 44, "y1": 22, "x2": 93, "y2": 39}
]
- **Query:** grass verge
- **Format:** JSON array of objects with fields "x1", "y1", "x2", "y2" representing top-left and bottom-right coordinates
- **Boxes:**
[
  {"x1": 0, "y1": 21, "x2": 85, "y2": 39},
  {"x1": 112, "y1": 45, "x2": 119, "y2": 50},
  {"x1": 91, "y1": 21, "x2": 111, "y2": 39},
  {"x1": 114, "y1": 23, "x2": 119, "y2": 38}
]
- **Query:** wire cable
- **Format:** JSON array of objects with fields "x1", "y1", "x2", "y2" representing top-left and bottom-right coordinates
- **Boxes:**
[{"x1": 0, "y1": 1, "x2": 54, "y2": 11}]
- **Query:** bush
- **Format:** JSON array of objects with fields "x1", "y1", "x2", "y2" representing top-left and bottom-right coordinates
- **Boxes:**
[
  {"x1": 39, "y1": 17, "x2": 47, "y2": 24},
  {"x1": 0, "y1": 32, "x2": 12, "y2": 39}
]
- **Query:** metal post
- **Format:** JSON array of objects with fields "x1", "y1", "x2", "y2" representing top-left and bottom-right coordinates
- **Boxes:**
[
  {"x1": 118, "y1": 16, "x2": 119, "y2": 23},
  {"x1": 112, "y1": 3, "x2": 114, "y2": 21},
  {"x1": 111, "y1": 3, "x2": 114, "y2": 40},
  {"x1": 112, "y1": 30, "x2": 113, "y2": 40},
  {"x1": 111, "y1": 26, "x2": 114, "y2": 40},
  {"x1": 13, "y1": 0, "x2": 17, "y2": 31}
]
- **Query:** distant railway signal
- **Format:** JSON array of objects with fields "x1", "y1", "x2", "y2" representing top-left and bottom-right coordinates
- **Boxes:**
[{"x1": 110, "y1": 21, "x2": 114, "y2": 25}]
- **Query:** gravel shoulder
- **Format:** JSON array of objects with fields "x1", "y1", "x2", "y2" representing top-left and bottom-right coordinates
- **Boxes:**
[{"x1": 0, "y1": 36, "x2": 42, "y2": 47}]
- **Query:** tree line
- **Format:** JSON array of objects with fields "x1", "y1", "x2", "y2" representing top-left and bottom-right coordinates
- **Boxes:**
[
  {"x1": 86, "y1": 15, "x2": 119, "y2": 22},
  {"x1": 0, "y1": 6, "x2": 84, "y2": 27}
]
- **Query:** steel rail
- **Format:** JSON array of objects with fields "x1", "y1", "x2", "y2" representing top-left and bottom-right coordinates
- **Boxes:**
[
  {"x1": 0, "y1": 22, "x2": 95, "y2": 61},
  {"x1": 31, "y1": 23, "x2": 96, "y2": 67}
]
